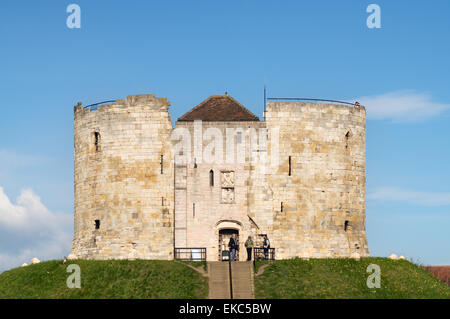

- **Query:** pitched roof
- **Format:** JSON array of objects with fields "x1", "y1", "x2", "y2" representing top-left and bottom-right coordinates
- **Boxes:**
[{"x1": 177, "y1": 94, "x2": 260, "y2": 122}]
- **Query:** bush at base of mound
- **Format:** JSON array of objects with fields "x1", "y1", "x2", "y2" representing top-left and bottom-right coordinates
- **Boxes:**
[{"x1": 0, "y1": 260, "x2": 208, "y2": 299}]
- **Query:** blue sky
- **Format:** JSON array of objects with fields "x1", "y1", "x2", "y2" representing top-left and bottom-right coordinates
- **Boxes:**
[{"x1": 0, "y1": 0, "x2": 449, "y2": 271}]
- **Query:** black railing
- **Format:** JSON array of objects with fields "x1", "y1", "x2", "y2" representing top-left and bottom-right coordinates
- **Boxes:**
[
  {"x1": 266, "y1": 97, "x2": 359, "y2": 107},
  {"x1": 83, "y1": 100, "x2": 117, "y2": 111},
  {"x1": 174, "y1": 247, "x2": 207, "y2": 261},
  {"x1": 253, "y1": 247, "x2": 275, "y2": 261}
]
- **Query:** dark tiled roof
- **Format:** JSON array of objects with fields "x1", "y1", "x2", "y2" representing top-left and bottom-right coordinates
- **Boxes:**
[{"x1": 177, "y1": 95, "x2": 259, "y2": 122}]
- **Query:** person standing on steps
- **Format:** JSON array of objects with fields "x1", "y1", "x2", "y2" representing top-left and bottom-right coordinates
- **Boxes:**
[
  {"x1": 245, "y1": 236, "x2": 253, "y2": 261},
  {"x1": 228, "y1": 234, "x2": 238, "y2": 261},
  {"x1": 263, "y1": 234, "x2": 270, "y2": 260}
]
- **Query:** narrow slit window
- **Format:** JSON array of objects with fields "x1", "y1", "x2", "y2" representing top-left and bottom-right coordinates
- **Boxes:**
[
  {"x1": 281, "y1": 202, "x2": 284, "y2": 212},
  {"x1": 95, "y1": 219, "x2": 100, "y2": 230},
  {"x1": 209, "y1": 170, "x2": 214, "y2": 187},
  {"x1": 160, "y1": 155, "x2": 163, "y2": 174},
  {"x1": 345, "y1": 131, "x2": 350, "y2": 149},
  {"x1": 193, "y1": 203, "x2": 195, "y2": 218},
  {"x1": 288, "y1": 156, "x2": 292, "y2": 176},
  {"x1": 344, "y1": 220, "x2": 349, "y2": 232},
  {"x1": 94, "y1": 132, "x2": 100, "y2": 152}
]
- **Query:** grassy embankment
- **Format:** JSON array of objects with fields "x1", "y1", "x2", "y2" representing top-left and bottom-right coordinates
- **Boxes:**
[
  {"x1": 254, "y1": 257, "x2": 450, "y2": 298},
  {"x1": 0, "y1": 260, "x2": 208, "y2": 299}
]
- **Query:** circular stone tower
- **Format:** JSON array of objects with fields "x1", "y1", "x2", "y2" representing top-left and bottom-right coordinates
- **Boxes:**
[
  {"x1": 249, "y1": 101, "x2": 369, "y2": 259},
  {"x1": 69, "y1": 94, "x2": 174, "y2": 260}
]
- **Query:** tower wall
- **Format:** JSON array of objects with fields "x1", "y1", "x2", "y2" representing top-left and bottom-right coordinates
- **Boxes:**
[
  {"x1": 69, "y1": 94, "x2": 174, "y2": 260},
  {"x1": 249, "y1": 102, "x2": 369, "y2": 259},
  {"x1": 173, "y1": 120, "x2": 266, "y2": 261}
]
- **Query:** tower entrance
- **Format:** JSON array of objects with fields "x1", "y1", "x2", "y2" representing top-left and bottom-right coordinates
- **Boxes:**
[{"x1": 218, "y1": 229, "x2": 239, "y2": 261}]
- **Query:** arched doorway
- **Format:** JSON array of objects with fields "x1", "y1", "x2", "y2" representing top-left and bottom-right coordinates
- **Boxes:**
[{"x1": 218, "y1": 229, "x2": 239, "y2": 261}]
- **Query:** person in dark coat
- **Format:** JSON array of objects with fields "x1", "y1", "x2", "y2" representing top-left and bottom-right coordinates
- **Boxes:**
[
  {"x1": 228, "y1": 234, "x2": 238, "y2": 261},
  {"x1": 263, "y1": 234, "x2": 270, "y2": 260}
]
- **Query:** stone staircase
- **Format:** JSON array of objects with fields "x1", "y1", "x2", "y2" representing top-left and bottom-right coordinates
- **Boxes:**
[
  {"x1": 208, "y1": 261, "x2": 254, "y2": 299},
  {"x1": 208, "y1": 262, "x2": 230, "y2": 299},
  {"x1": 230, "y1": 261, "x2": 254, "y2": 299}
]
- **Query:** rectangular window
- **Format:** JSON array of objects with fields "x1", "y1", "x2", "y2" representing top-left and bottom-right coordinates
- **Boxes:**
[
  {"x1": 209, "y1": 170, "x2": 214, "y2": 187},
  {"x1": 95, "y1": 219, "x2": 100, "y2": 230},
  {"x1": 160, "y1": 155, "x2": 163, "y2": 174},
  {"x1": 94, "y1": 132, "x2": 100, "y2": 152},
  {"x1": 345, "y1": 220, "x2": 351, "y2": 232},
  {"x1": 237, "y1": 131, "x2": 242, "y2": 144},
  {"x1": 288, "y1": 156, "x2": 292, "y2": 176}
]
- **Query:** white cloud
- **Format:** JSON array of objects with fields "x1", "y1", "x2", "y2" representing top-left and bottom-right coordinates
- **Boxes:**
[
  {"x1": 0, "y1": 186, "x2": 72, "y2": 272},
  {"x1": 368, "y1": 186, "x2": 450, "y2": 206},
  {"x1": 357, "y1": 90, "x2": 450, "y2": 122}
]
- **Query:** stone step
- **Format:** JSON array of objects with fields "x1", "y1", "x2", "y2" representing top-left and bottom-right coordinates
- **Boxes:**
[
  {"x1": 208, "y1": 262, "x2": 231, "y2": 299},
  {"x1": 208, "y1": 261, "x2": 254, "y2": 299},
  {"x1": 231, "y1": 261, "x2": 254, "y2": 299}
]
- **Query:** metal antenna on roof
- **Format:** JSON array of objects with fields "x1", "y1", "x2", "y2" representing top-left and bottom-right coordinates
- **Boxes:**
[{"x1": 263, "y1": 80, "x2": 267, "y2": 114}]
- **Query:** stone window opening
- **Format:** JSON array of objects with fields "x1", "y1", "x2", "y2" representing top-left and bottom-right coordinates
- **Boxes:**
[
  {"x1": 160, "y1": 155, "x2": 164, "y2": 174},
  {"x1": 344, "y1": 220, "x2": 352, "y2": 232},
  {"x1": 237, "y1": 131, "x2": 242, "y2": 144},
  {"x1": 281, "y1": 202, "x2": 284, "y2": 213},
  {"x1": 345, "y1": 131, "x2": 351, "y2": 149},
  {"x1": 193, "y1": 203, "x2": 196, "y2": 218},
  {"x1": 94, "y1": 132, "x2": 100, "y2": 152},
  {"x1": 161, "y1": 197, "x2": 165, "y2": 206},
  {"x1": 288, "y1": 156, "x2": 292, "y2": 176},
  {"x1": 95, "y1": 219, "x2": 100, "y2": 230},
  {"x1": 194, "y1": 158, "x2": 197, "y2": 168},
  {"x1": 209, "y1": 170, "x2": 214, "y2": 187}
]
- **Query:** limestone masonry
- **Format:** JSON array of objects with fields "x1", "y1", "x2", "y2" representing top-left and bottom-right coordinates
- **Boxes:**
[{"x1": 68, "y1": 93, "x2": 369, "y2": 261}]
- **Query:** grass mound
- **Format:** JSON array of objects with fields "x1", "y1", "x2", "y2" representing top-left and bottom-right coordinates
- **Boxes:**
[
  {"x1": 254, "y1": 257, "x2": 450, "y2": 299},
  {"x1": 0, "y1": 260, "x2": 208, "y2": 299}
]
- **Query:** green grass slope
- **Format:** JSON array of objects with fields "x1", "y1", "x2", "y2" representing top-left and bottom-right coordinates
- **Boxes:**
[
  {"x1": 0, "y1": 260, "x2": 208, "y2": 299},
  {"x1": 255, "y1": 258, "x2": 450, "y2": 299}
]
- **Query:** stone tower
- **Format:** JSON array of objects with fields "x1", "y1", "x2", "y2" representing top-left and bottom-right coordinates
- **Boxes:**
[
  {"x1": 69, "y1": 94, "x2": 174, "y2": 260},
  {"x1": 249, "y1": 101, "x2": 369, "y2": 258},
  {"x1": 69, "y1": 93, "x2": 369, "y2": 261}
]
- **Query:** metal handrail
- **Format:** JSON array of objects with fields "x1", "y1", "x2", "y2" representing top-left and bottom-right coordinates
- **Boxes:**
[
  {"x1": 174, "y1": 247, "x2": 207, "y2": 261},
  {"x1": 266, "y1": 97, "x2": 359, "y2": 107},
  {"x1": 83, "y1": 100, "x2": 117, "y2": 110},
  {"x1": 253, "y1": 247, "x2": 275, "y2": 261}
]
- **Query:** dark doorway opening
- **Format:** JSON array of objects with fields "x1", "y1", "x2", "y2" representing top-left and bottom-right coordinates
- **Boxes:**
[{"x1": 218, "y1": 229, "x2": 239, "y2": 261}]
